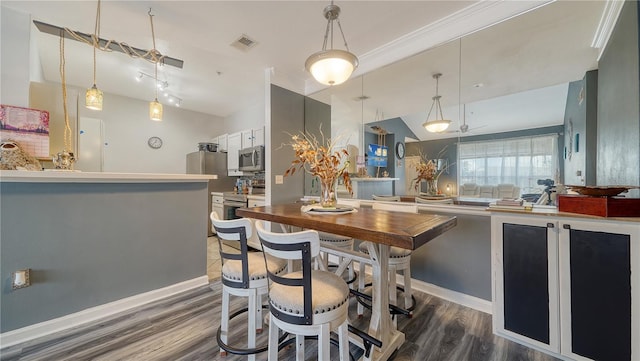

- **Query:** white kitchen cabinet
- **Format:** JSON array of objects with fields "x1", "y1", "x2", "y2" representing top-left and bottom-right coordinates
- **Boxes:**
[
  {"x1": 217, "y1": 133, "x2": 228, "y2": 152},
  {"x1": 491, "y1": 214, "x2": 640, "y2": 361},
  {"x1": 248, "y1": 196, "x2": 265, "y2": 208},
  {"x1": 227, "y1": 132, "x2": 242, "y2": 176},
  {"x1": 241, "y1": 127, "x2": 264, "y2": 149},
  {"x1": 211, "y1": 193, "x2": 224, "y2": 233}
]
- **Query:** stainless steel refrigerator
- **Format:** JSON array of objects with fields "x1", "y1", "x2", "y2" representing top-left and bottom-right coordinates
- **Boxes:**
[{"x1": 186, "y1": 151, "x2": 236, "y2": 236}]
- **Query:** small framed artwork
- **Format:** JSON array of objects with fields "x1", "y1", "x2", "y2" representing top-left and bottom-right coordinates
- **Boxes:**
[{"x1": 0, "y1": 104, "x2": 50, "y2": 159}]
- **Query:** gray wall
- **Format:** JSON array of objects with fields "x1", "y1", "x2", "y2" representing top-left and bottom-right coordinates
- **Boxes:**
[
  {"x1": 270, "y1": 85, "x2": 305, "y2": 205},
  {"x1": 412, "y1": 212, "x2": 492, "y2": 301},
  {"x1": 597, "y1": 0, "x2": 640, "y2": 197},
  {"x1": 304, "y1": 97, "x2": 332, "y2": 196},
  {"x1": 0, "y1": 182, "x2": 207, "y2": 332},
  {"x1": 365, "y1": 117, "x2": 419, "y2": 195},
  {"x1": 564, "y1": 70, "x2": 598, "y2": 186}
]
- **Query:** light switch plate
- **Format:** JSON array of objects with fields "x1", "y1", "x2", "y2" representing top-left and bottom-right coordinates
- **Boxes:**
[{"x1": 275, "y1": 175, "x2": 284, "y2": 184}]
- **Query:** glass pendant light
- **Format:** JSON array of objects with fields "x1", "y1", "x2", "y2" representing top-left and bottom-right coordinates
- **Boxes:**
[
  {"x1": 423, "y1": 73, "x2": 451, "y2": 133},
  {"x1": 305, "y1": 1, "x2": 358, "y2": 86},
  {"x1": 85, "y1": 0, "x2": 103, "y2": 110}
]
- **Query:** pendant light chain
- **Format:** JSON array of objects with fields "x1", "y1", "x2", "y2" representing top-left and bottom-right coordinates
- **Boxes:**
[
  {"x1": 150, "y1": 9, "x2": 159, "y2": 100},
  {"x1": 92, "y1": 0, "x2": 101, "y2": 85}
]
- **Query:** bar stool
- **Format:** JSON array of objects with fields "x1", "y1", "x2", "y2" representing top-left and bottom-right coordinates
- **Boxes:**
[
  {"x1": 317, "y1": 199, "x2": 360, "y2": 287},
  {"x1": 358, "y1": 202, "x2": 417, "y2": 319},
  {"x1": 256, "y1": 221, "x2": 351, "y2": 361},
  {"x1": 210, "y1": 213, "x2": 287, "y2": 360}
]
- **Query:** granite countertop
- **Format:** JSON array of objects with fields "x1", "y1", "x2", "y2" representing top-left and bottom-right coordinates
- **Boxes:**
[{"x1": 0, "y1": 170, "x2": 216, "y2": 183}]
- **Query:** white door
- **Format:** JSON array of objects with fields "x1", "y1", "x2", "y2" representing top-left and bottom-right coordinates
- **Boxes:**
[
  {"x1": 75, "y1": 117, "x2": 103, "y2": 172},
  {"x1": 404, "y1": 155, "x2": 420, "y2": 195}
]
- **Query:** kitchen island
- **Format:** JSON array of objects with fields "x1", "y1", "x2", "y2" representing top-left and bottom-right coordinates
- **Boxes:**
[{"x1": 0, "y1": 171, "x2": 215, "y2": 345}]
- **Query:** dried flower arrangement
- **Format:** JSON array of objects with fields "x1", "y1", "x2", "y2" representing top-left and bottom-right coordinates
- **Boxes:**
[
  {"x1": 411, "y1": 147, "x2": 453, "y2": 193},
  {"x1": 284, "y1": 130, "x2": 352, "y2": 207}
]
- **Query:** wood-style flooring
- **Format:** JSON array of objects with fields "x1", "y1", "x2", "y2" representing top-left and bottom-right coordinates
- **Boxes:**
[{"x1": 1, "y1": 280, "x2": 558, "y2": 361}]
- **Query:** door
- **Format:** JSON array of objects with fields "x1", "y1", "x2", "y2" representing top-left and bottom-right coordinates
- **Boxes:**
[
  {"x1": 75, "y1": 117, "x2": 103, "y2": 172},
  {"x1": 559, "y1": 220, "x2": 636, "y2": 361},
  {"x1": 492, "y1": 215, "x2": 560, "y2": 353}
]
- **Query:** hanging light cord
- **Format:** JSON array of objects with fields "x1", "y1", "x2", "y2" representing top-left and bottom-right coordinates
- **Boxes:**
[
  {"x1": 149, "y1": 8, "x2": 159, "y2": 100},
  {"x1": 59, "y1": 34, "x2": 72, "y2": 152},
  {"x1": 91, "y1": 0, "x2": 101, "y2": 86}
]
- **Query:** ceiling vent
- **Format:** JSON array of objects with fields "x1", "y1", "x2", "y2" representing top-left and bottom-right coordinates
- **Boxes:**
[{"x1": 231, "y1": 34, "x2": 258, "y2": 51}]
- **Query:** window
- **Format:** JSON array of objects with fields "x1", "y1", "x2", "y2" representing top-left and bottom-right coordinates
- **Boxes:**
[{"x1": 458, "y1": 134, "x2": 558, "y2": 194}]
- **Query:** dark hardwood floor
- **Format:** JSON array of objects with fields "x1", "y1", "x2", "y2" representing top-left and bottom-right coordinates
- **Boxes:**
[{"x1": 1, "y1": 279, "x2": 559, "y2": 361}]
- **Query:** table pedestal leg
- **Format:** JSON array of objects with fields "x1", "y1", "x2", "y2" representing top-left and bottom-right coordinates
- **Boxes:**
[{"x1": 365, "y1": 243, "x2": 405, "y2": 361}]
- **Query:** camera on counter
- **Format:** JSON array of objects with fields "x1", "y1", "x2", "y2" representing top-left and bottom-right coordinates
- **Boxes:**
[{"x1": 537, "y1": 178, "x2": 554, "y2": 187}]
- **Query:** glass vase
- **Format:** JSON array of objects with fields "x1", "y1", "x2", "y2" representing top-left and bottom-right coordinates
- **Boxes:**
[
  {"x1": 319, "y1": 177, "x2": 338, "y2": 208},
  {"x1": 425, "y1": 178, "x2": 439, "y2": 196}
]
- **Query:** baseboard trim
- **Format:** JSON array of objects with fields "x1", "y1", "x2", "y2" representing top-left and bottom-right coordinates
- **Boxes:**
[
  {"x1": 407, "y1": 277, "x2": 492, "y2": 314},
  {"x1": 0, "y1": 275, "x2": 209, "y2": 348},
  {"x1": 355, "y1": 261, "x2": 492, "y2": 314}
]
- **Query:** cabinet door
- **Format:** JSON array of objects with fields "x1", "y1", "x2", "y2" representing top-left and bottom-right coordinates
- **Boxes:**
[
  {"x1": 252, "y1": 127, "x2": 264, "y2": 146},
  {"x1": 492, "y1": 216, "x2": 559, "y2": 353},
  {"x1": 241, "y1": 130, "x2": 253, "y2": 149},
  {"x1": 559, "y1": 220, "x2": 638, "y2": 361},
  {"x1": 227, "y1": 132, "x2": 242, "y2": 176},
  {"x1": 217, "y1": 134, "x2": 228, "y2": 152},
  {"x1": 248, "y1": 199, "x2": 265, "y2": 208}
]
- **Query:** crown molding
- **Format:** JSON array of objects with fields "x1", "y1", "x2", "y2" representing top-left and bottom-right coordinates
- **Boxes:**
[
  {"x1": 304, "y1": 0, "x2": 553, "y2": 95},
  {"x1": 591, "y1": 0, "x2": 625, "y2": 61}
]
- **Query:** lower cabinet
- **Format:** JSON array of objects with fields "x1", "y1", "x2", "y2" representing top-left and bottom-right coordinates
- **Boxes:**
[{"x1": 491, "y1": 214, "x2": 639, "y2": 360}]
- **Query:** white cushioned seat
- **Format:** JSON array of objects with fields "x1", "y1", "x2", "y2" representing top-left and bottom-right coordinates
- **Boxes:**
[
  {"x1": 222, "y1": 253, "x2": 286, "y2": 282},
  {"x1": 270, "y1": 271, "x2": 349, "y2": 316},
  {"x1": 358, "y1": 242, "x2": 412, "y2": 258}
]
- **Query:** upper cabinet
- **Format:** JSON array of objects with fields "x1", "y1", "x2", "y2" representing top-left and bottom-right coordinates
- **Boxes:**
[
  {"x1": 217, "y1": 134, "x2": 228, "y2": 152},
  {"x1": 242, "y1": 127, "x2": 264, "y2": 149},
  {"x1": 227, "y1": 132, "x2": 242, "y2": 176}
]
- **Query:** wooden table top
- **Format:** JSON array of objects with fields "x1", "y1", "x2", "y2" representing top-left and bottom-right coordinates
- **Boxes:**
[{"x1": 237, "y1": 203, "x2": 457, "y2": 250}]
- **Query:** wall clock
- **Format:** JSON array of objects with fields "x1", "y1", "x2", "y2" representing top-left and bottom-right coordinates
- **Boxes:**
[
  {"x1": 148, "y1": 136, "x2": 163, "y2": 149},
  {"x1": 395, "y1": 142, "x2": 405, "y2": 159}
]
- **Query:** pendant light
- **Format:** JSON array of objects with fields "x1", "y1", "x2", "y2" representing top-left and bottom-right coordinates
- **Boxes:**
[
  {"x1": 423, "y1": 73, "x2": 451, "y2": 133},
  {"x1": 305, "y1": 1, "x2": 358, "y2": 86},
  {"x1": 148, "y1": 9, "x2": 162, "y2": 121},
  {"x1": 85, "y1": 0, "x2": 103, "y2": 111}
]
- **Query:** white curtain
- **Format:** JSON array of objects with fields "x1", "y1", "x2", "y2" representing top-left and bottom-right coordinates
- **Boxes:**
[{"x1": 458, "y1": 134, "x2": 558, "y2": 194}]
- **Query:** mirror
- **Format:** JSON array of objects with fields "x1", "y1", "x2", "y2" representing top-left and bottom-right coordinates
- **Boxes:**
[{"x1": 308, "y1": 0, "x2": 606, "y2": 197}]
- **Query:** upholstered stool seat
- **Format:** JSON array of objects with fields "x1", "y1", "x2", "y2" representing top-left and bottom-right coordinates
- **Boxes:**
[
  {"x1": 222, "y1": 253, "x2": 286, "y2": 283},
  {"x1": 270, "y1": 270, "x2": 349, "y2": 324}
]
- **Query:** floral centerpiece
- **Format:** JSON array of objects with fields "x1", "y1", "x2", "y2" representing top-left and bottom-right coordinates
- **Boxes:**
[
  {"x1": 284, "y1": 131, "x2": 352, "y2": 208},
  {"x1": 411, "y1": 147, "x2": 452, "y2": 196}
]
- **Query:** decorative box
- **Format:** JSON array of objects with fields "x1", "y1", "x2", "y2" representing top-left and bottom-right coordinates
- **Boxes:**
[{"x1": 557, "y1": 195, "x2": 640, "y2": 217}]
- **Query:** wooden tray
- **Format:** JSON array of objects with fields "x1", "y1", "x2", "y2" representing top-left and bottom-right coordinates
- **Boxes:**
[{"x1": 558, "y1": 195, "x2": 640, "y2": 217}]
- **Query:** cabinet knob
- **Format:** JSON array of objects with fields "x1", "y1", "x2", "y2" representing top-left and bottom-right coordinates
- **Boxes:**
[
  {"x1": 547, "y1": 223, "x2": 555, "y2": 228},
  {"x1": 563, "y1": 224, "x2": 571, "y2": 230}
]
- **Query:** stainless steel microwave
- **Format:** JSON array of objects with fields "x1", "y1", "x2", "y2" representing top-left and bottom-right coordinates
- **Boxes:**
[{"x1": 238, "y1": 145, "x2": 264, "y2": 172}]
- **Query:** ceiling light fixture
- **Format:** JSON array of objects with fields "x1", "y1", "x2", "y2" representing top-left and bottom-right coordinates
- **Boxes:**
[
  {"x1": 305, "y1": 1, "x2": 358, "y2": 86},
  {"x1": 148, "y1": 9, "x2": 162, "y2": 122},
  {"x1": 422, "y1": 73, "x2": 451, "y2": 133},
  {"x1": 85, "y1": 0, "x2": 103, "y2": 111},
  {"x1": 164, "y1": 93, "x2": 182, "y2": 107}
]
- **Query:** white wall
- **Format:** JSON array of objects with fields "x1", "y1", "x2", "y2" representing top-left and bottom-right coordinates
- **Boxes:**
[
  {"x1": 1, "y1": 6, "x2": 31, "y2": 106},
  {"x1": 87, "y1": 90, "x2": 225, "y2": 173},
  {"x1": 30, "y1": 81, "x2": 225, "y2": 173},
  {"x1": 222, "y1": 91, "x2": 265, "y2": 135}
]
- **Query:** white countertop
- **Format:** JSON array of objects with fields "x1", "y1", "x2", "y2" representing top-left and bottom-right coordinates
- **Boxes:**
[
  {"x1": 0, "y1": 170, "x2": 217, "y2": 183},
  {"x1": 247, "y1": 194, "x2": 265, "y2": 200}
]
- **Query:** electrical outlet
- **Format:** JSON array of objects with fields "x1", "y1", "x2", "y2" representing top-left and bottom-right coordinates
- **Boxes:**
[
  {"x1": 12, "y1": 268, "x2": 31, "y2": 289},
  {"x1": 275, "y1": 175, "x2": 284, "y2": 184}
]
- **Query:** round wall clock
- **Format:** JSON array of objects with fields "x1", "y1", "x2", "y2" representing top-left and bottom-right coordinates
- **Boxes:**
[
  {"x1": 395, "y1": 142, "x2": 405, "y2": 159},
  {"x1": 148, "y1": 136, "x2": 163, "y2": 149}
]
